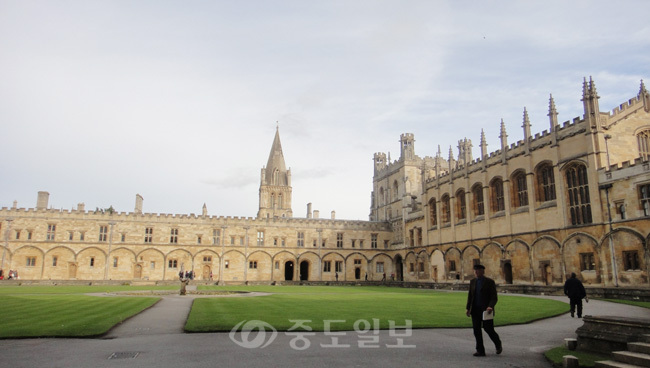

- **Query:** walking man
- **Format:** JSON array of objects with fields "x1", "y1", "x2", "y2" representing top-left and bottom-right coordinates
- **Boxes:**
[
  {"x1": 466, "y1": 264, "x2": 502, "y2": 357},
  {"x1": 564, "y1": 272, "x2": 587, "y2": 318}
]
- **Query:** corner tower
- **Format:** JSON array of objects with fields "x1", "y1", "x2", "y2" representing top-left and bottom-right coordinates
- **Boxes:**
[{"x1": 258, "y1": 127, "x2": 293, "y2": 219}]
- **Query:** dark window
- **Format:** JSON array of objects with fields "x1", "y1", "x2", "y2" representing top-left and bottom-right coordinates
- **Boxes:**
[
  {"x1": 456, "y1": 190, "x2": 466, "y2": 220},
  {"x1": 623, "y1": 251, "x2": 640, "y2": 270},
  {"x1": 537, "y1": 164, "x2": 556, "y2": 202},
  {"x1": 580, "y1": 253, "x2": 595, "y2": 271},
  {"x1": 491, "y1": 178, "x2": 505, "y2": 212},
  {"x1": 441, "y1": 195, "x2": 451, "y2": 223},
  {"x1": 513, "y1": 171, "x2": 528, "y2": 207},
  {"x1": 472, "y1": 184, "x2": 484, "y2": 216},
  {"x1": 566, "y1": 164, "x2": 592, "y2": 225},
  {"x1": 640, "y1": 184, "x2": 650, "y2": 216},
  {"x1": 429, "y1": 198, "x2": 437, "y2": 226}
]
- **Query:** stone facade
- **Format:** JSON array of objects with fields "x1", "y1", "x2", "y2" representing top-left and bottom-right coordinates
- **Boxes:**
[
  {"x1": 370, "y1": 78, "x2": 650, "y2": 287},
  {"x1": 1, "y1": 78, "x2": 649, "y2": 286}
]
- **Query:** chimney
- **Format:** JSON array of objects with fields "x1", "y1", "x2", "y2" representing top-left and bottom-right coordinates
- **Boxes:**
[
  {"x1": 313, "y1": 210, "x2": 320, "y2": 219},
  {"x1": 307, "y1": 203, "x2": 313, "y2": 218},
  {"x1": 77, "y1": 203, "x2": 85, "y2": 212},
  {"x1": 12, "y1": 200, "x2": 17, "y2": 209},
  {"x1": 135, "y1": 194, "x2": 144, "y2": 214},
  {"x1": 36, "y1": 191, "x2": 49, "y2": 210},
  {"x1": 331, "y1": 211, "x2": 336, "y2": 220}
]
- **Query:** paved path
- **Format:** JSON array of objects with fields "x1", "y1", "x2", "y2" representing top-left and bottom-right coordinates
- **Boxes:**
[{"x1": 0, "y1": 292, "x2": 648, "y2": 368}]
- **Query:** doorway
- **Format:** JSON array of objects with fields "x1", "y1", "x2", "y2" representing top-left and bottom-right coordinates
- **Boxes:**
[
  {"x1": 541, "y1": 262, "x2": 552, "y2": 285},
  {"x1": 202, "y1": 265, "x2": 211, "y2": 280},
  {"x1": 134, "y1": 264, "x2": 142, "y2": 279},
  {"x1": 68, "y1": 263, "x2": 77, "y2": 279},
  {"x1": 300, "y1": 261, "x2": 309, "y2": 281},
  {"x1": 503, "y1": 262, "x2": 513, "y2": 284},
  {"x1": 284, "y1": 261, "x2": 294, "y2": 281},
  {"x1": 355, "y1": 267, "x2": 361, "y2": 280},
  {"x1": 394, "y1": 255, "x2": 404, "y2": 281}
]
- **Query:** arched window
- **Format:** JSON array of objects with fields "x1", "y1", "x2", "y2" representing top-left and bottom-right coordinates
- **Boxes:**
[
  {"x1": 393, "y1": 180, "x2": 399, "y2": 200},
  {"x1": 638, "y1": 129, "x2": 650, "y2": 160},
  {"x1": 511, "y1": 171, "x2": 528, "y2": 208},
  {"x1": 273, "y1": 169, "x2": 280, "y2": 185},
  {"x1": 565, "y1": 163, "x2": 592, "y2": 225},
  {"x1": 536, "y1": 163, "x2": 556, "y2": 202},
  {"x1": 271, "y1": 193, "x2": 276, "y2": 208},
  {"x1": 456, "y1": 189, "x2": 466, "y2": 221},
  {"x1": 490, "y1": 178, "x2": 505, "y2": 212},
  {"x1": 278, "y1": 193, "x2": 283, "y2": 208},
  {"x1": 428, "y1": 198, "x2": 437, "y2": 226},
  {"x1": 471, "y1": 183, "x2": 484, "y2": 216},
  {"x1": 379, "y1": 187, "x2": 384, "y2": 206},
  {"x1": 441, "y1": 194, "x2": 451, "y2": 224}
]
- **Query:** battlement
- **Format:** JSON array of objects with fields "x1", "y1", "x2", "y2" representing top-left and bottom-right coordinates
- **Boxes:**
[
  {"x1": 611, "y1": 95, "x2": 642, "y2": 117},
  {"x1": 599, "y1": 156, "x2": 650, "y2": 183}
]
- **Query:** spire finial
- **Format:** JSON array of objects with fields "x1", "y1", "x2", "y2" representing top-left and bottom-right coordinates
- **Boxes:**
[
  {"x1": 548, "y1": 94, "x2": 558, "y2": 131},
  {"x1": 522, "y1": 107, "x2": 531, "y2": 140},
  {"x1": 641, "y1": 79, "x2": 647, "y2": 95}
]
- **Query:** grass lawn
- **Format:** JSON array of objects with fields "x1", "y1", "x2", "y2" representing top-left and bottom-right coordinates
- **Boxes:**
[
  {"x1": 544, "y1": 346, "x2": 610, "y2": 367},
  {"x1": 600, "y1": 298, "x2": 650, "y2": 309},
  {"x1": 186, "y1": 285, "x2": 569, "y2": 332},
  {"x1": 0, "y1": 285, "x2": 170, "y2": 338},
  {"x1": 0, "y1": 294, "x2": 159, "y2": 338}
]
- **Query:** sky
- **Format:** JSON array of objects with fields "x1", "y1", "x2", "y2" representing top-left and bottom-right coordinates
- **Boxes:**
[{"x1": 1, "y1": 1, "x2": 648, "y2": 220}]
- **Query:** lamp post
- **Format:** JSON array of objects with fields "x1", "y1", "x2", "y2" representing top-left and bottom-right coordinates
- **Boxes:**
[{"x1": 604, "y1": 134, "x2": 612, "y2": 168}]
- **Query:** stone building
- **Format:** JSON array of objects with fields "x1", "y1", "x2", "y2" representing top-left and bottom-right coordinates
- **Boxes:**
[
  {"x1": 1, "y1": 78, "x2": 649, "y2": 286},
  {"x1": 371, "y1": 78, "x2": 650, "y2": 286}
]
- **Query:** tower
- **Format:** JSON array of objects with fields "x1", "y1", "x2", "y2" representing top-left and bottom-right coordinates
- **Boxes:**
[
  {"x1": 399, "y1": 133, "x2": 415, "y2": 161},
  {"x1": 258, "y1": 127, "x2": 293, "y2": 219}
]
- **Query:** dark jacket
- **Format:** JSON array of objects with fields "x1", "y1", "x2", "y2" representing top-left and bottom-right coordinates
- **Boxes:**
[
  {"x1": 466, "y1": 276, "x2": 498, "y2": 314},
  {"x1": 564, "y1": 277, "x2": 586, "y2": 299}
]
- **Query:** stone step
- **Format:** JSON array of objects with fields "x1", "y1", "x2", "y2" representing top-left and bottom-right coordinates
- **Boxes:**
[
  {"x1": 612, "y1": 351, "x2": 650, "y2": 367},
  {"x1": 640, "y1": 335, "x2": 650, "y2": 344},
  {"x1": 630, "y1": 343, "x2": 650, "y2": 355},
  {"x1": 595, "y1": 360, "x2": 644, "y2": 368}
]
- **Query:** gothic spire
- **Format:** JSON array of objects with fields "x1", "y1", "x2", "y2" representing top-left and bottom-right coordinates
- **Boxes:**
[
  {"x1": 548, "y1": 94, "x2": 558, "y2": 131},
  {"x1": 522, "y1": 107, "x2": 531, "y2": 141},
  {"x1": 499, "y1": 119, "x2": 508, "y2": 149},
  {"x1": 263, "y1": 126, "x2": 288, "y2": 185},
  {"x1": 480, "y1": 129, "x2": 488, "y2": 158}
]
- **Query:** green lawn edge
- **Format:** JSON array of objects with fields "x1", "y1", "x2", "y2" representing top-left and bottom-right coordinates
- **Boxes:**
[
  {"x1": 599, "y1": 298, "x2": 650, "y2": 309},
  {"x1": 544, "y1": 346, "x2": 610, "y2": 367}
]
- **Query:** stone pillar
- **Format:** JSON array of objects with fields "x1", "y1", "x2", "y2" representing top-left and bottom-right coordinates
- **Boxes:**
[
  {"x1": 307, "y1": 203, "x2": 312, "y2": 218},
  {"x1": 313, "y1": 210, "x2": 319, "y2": 219}
]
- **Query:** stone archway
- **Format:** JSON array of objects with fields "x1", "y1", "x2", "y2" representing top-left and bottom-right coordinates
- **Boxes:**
[
  {"x1": 300, "y1": 261, "x2": 309, "y2": 281},
  {"x1": 285, "y1": 261, "x2": 294, "y2": 281}
]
